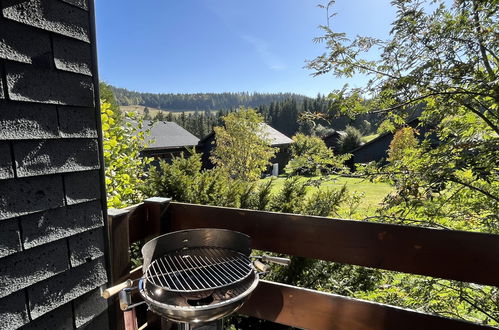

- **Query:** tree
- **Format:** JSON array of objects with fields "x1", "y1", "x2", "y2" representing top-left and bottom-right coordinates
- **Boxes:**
[
  {"x1": 210, "y1": 108, "x2": 277, "y2": 181},
  {"x1": 309, "y1": 0, "x2": 498, "y2": 231},
  {"x1": 285, "y1": 133, "x2": 350, "y2": 176},
  {"x1": 308, "y1": 0, "x2": 499, "y2": 324},
  {"x1": 387, "y1": 127, "x2": 420, "y2": 163}
]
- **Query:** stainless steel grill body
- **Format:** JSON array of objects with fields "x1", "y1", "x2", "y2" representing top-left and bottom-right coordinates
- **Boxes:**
[{"x1": 139, "y1": 228, "x2": 259, "y2": 323}]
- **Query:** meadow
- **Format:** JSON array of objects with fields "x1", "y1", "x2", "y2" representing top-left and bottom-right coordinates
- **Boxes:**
[{"x1": 261, "y1": 175, "x2": 393, "y2": 219}]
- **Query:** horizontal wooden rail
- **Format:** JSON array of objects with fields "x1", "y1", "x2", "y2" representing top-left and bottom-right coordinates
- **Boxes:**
[
  {"x1": 167, "y1": 202, "x2": 499, "y2": 287},
  {"x1": 116, "y1": 266, "x2": 496, "y2": 330},
  {"x1": 115, "y1": 200, "x2": 499, "y2": 330},
  {"x1": 240, "y1": 280, "x2": 492, "y2": 330}
]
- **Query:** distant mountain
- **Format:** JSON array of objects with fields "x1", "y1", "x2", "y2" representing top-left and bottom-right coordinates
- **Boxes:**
[{"x1": 110, "y1": 86, "x2": 308, "y2": 111}]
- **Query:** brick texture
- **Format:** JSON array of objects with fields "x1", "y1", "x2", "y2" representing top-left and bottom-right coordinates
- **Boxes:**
[
  {"x1": 0, "y1": 290, "x2": 29, "y2": 330},
  {"x1": 0, "y1": 102, "x2": 59, "y2": 140},
  {"x1": 20, "y1": 304, "x2": 73, "y2": 330},
  {"x1": 0, "y1": 240, "x2": 69, "y2": 298},
  {"x1": 0, "y1": 0, "x2": 108, "y2": 327},
  {"x1": 58, "y1": 106, "x2": 97, "y2": 138},
  {"x1": 74, "y1": 286, "x2": 108, "y2": 328},
  {"x1": 62, "y1": 0, "x2": 88, "y2": 11},
  {"x1": 0, "y1": 67, "x2": 4, "y2": 99},
  {"x1": 69, "y1": 228, "x2": 105, "y2": 267},
  {"x1": 28, "y1": 258, "x2": 107, "y2": 319},
  {"x1": 5, "y1": 62, "x2": 94, "y2": 107},
  {"x1": 0, "y1": 142, "x2": 14, "y2": 179},
  {"x1": 0, "y1": 218, "x2": 21, "y2": 258},
  {"x1": 64, "y1": 170, "x2": 101, "y2": 204},
  {"x1": 21, "y1": 201, "x2": 104, "y2": 249},
  {"x1": 0, "y1": 175, "x2": 65, "y2": 220},
  {"x1": 0, "y1": 17, "x2": 52, "y2": 66},
  {"x1": 79, "y1": 310, "x2": 109, "y2": 330},
  {"x1": 53, "y1": 35, "x2": 92, "y2": 76},
  {"x1": 2, "y1": 0, "x2": 90, "y2": 42},
  {"x1": 14, "y1": 139, "x2": 100, "y2": 177}
]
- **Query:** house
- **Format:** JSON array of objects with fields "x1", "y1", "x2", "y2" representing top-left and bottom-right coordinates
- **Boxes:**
[
  {"x1": 139, "y1": 121, "x2": 200, "y2": 161},
  {"x1": 348, "y1": 118, "x2": 434, "y2": 168},
  {"x1": 199, "y1": 123, "x2": 294, "y2": 174}
]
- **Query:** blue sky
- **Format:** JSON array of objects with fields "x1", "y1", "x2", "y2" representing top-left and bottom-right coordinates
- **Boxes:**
[{"x1": 95, "y1": 1, "x2": 396, "y2": 97}]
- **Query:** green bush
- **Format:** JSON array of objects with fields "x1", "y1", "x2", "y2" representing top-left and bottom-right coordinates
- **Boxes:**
[{"x1": 338, "y1": 126, "x2": 363, "y2": 153}]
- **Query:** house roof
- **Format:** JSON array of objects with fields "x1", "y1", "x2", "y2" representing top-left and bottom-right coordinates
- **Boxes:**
[
  {"x1": 141, "y1": 120, "x2": 200, "y2": 150},
  {"x1": 350, "y1": 117, "x2": 421, "y2": 154},
  {"x1": 199, "y1": 123, "x2": 294, "y2": 147},
  {"x1": 260, "y1": 123, "x2": 294, "y2": 146}
]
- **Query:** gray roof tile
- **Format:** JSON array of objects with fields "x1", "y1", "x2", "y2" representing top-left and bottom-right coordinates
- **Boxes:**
[{"x1": 141, "y1": 121, "x2": 200, "y2": 150}]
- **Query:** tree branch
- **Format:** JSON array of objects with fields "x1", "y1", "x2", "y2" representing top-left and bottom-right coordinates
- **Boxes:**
[
  {"x1": 472, "y1": 2, "x2": 496, "y2": 80},
  {"x1": 461, "y1": 102, "x2": 499, "y2": 135},
  {"x1": 448, "y1": 177, "x2": 499, "y2": 202}
]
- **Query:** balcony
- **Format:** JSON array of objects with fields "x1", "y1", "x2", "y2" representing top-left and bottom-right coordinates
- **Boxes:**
[{"x1": 106, "y1": 198, "x2": 499, "y2": 330}]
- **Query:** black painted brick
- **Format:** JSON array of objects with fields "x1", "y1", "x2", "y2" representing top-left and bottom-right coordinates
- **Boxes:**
[
  {"x1": 53, "y1": 35, "x2": 92, "y2": 76},
  {"x1": 5, "y1": 62, "x2": 94, "y2": 107},
  {"x1": 74, "y1": 286, "x2": 108, "y2": 328},
  {"x1": 14, "y1": 139, "x2": 100, "y2": 177},
  {"x1": 28, "y1": 257, "x2": 107, "y2": 319},
  {"x1": 20, "y1": 303, "x2": 73, "y2": 330},
  {"x1": 64, "y1": 170, "x2": 100, "y2": 205},
  {"x1": 0, "y1": 175, "x2": 65, "y2": 220},
  {"x1": 0, "y1": 218, "x2": 21, "y2": 258},
  {"x1": 0, "y1": 142, "x2": 14, "y2": 180},
  {"x1": 0, "y1": 102, "x2": 59, "y2": 140},
  {"x1": 21, "y1": 201, "x2": 104, "y2": 249},
  {"x1": 0, "y1": 290, "x2": 29, "y2": 330},
  {"x1": 0, "y1": 17, "x2": 52, "y2": 66},
  {"x1": 62, "y1": 0, "x2": 88, "y2": 11},
  {"x1": 58, "y1": 106, "x2": 97, "y2": 138},
  {"x1": 0, "y1": 240, "x2": 69, "y2": 298},
  {"x1": 0, "y1": 66, "x2": 4, "y2": 100},
  {"x1": 69, "y1": 228, "x2": 105, "y2": 268},
  {"x1": 2, "y1": 0, "x2": 90, "y2": 42},
  {"x1": 78, "y1": 310, "x2": 109, "y2": 330}
]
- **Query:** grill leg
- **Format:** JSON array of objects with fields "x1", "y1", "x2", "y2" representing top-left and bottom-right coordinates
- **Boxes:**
[
  {"x1": 162, "y1": 320, "x2": 223, "y2": 330},
  {"x1": 123, "y1": 309, "x2": 138, "y2": 330}
]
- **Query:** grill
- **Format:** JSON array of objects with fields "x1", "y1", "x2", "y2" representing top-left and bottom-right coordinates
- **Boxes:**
[
  {"x1": 102, "y1": 228, "x2": 289, "y2": 329},
  {"x1": 145, "y1": 247, "x2": 253, "y2": 292},
  {"x1": 138, "y1": 229, "x2": 260, "y2": 326}
]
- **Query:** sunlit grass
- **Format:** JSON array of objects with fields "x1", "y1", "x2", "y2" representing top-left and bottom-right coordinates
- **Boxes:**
[{"x1": 261, "y1": 175, "x2": 393, "y2": 219}]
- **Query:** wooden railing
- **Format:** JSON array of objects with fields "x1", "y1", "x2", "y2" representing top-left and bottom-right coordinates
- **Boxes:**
[{"x1": 107, "y1": 199, "x2": 499, "y2": 330}]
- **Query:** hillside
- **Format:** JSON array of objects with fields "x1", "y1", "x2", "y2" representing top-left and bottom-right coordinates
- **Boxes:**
[
  {"x1": 111, "y1": 85, "x2": 308, "y2": 111},
  {"x1": 120, "y1": 105, "x2": 218, "y2": 117}
]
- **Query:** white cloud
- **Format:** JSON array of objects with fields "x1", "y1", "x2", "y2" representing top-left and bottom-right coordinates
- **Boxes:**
[{"x1": 241, "y1": 35, "x2": 286, "y2": 71}]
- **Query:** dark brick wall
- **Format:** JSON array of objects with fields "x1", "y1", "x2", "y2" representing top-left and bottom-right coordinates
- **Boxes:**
[{"x1": 0, "y1": 1, "x2": 109, "y2": 329}]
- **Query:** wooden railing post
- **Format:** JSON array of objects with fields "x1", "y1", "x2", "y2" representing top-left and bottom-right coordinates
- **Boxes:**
[
  {"x1": 107, "y1": 208, "x2": 132, "y2": 330},
  {"x1": 144, "y1": 197, "x2": 171, "y2": 242}
]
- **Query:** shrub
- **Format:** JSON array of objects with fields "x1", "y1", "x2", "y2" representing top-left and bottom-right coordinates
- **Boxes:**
[
  {"x1": 338, "y1": 126, "x2": 363, "y2": 153},
  {"x1": 101, "y1": 100, "x2": 152, "y2": 208}
]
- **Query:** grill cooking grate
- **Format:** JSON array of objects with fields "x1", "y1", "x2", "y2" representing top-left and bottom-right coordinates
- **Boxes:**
[{"x1": 145, "y1": 247, "x2": 253, "y2": 293}]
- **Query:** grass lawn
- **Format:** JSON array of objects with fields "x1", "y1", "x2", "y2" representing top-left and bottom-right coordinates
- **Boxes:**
[{"x1": 261, "y1": 175, "x2": 393, "y2": 219}]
